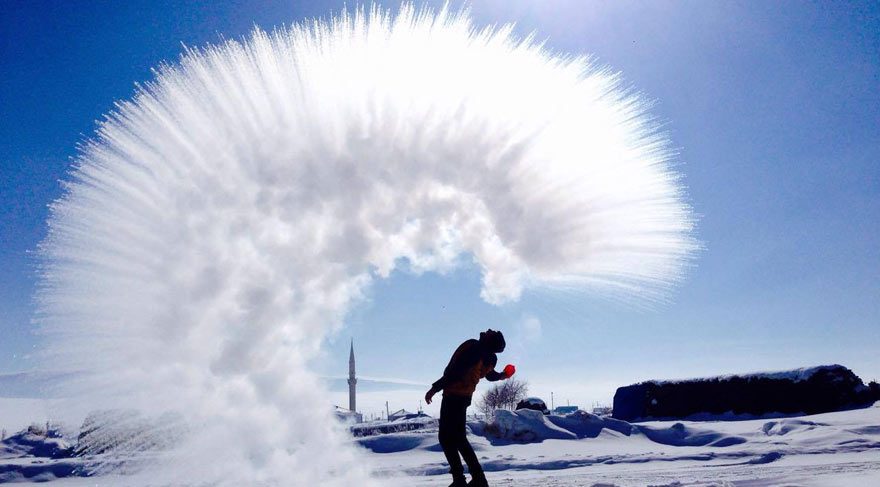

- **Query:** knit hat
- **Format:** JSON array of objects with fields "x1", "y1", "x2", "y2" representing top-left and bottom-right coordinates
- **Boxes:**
[{"x1": 479, "y1": 328, "x2": 506, "y2": 353}]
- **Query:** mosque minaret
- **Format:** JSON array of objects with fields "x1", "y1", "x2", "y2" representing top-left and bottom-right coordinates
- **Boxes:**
[{"x1": 348, "y1": 339, "x2": 357, "y2": 412}]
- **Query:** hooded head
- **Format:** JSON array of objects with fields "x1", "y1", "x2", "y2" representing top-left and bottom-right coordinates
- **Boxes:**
[{"x1": 479, "y1": 328, "x2": 506, "y2": 353}]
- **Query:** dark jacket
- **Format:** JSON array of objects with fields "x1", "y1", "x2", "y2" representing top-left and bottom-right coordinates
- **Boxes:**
[{"x1": 432, "y1": 338, "x2": 504, "y2": 397}]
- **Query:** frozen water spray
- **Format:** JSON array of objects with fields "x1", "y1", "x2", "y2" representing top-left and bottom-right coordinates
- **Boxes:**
[{"x1": 38, "y1": 4, "x2": 697, "y2": 485}]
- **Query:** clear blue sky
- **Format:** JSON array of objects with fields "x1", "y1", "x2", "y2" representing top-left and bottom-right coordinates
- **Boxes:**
[{"x1": 2, "y1": 1, "x2": 878, "y2": 406}]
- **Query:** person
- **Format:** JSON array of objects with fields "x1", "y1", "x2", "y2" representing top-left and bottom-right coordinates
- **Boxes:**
[{"x1": 425, "y1": 329, "x2": 515, "y2": 487}]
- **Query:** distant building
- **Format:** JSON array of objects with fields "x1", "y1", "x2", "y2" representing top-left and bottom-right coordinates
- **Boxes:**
[
  {"x1": 334, "y1": 405, "x2": 362, "y2": 424},
  {"x1": 591, "y1": 406, "x2": 613, "y2": 416},
  {"x1": 553, "y1": 406, "x2": 579, "y2": 415},
  {"x1": 388, "y1": 409, "x2": 422, "y2": 421}
]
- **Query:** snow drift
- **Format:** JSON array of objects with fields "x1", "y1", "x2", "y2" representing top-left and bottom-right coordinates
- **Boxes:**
[
  {"x1": 470, "y1": 409, "x2": 747, "y2": 447},
  {"x1": 484, "y1": 409, "x2": 578, "y2": 442},
  {"x1": 37, "y1": 3, "x2": 696, "y2": 485},
  {"x1": 6, "y1": 407, "x2": 880, "y2": 485}
]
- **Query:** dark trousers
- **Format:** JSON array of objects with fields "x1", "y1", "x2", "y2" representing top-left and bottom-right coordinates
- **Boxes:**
[{"x1": 439, "y1": 394, "x2": 484, "y2": 480}]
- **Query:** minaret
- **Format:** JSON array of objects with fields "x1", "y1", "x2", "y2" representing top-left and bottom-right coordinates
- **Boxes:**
[{"x1": 348, "y1": 339, "x2": 357, "y2": 412}]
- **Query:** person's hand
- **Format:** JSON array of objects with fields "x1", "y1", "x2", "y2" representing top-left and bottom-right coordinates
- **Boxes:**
[
  {"x1": 503, "y1": 364, "x2": 516, "y2": 379},
  {"x1": 425, "y1": 387, "x2": 437, "y2": 405}
]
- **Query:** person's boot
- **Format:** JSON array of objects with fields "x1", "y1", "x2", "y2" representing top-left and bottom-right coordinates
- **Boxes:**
[
  {"x1": 448, "y1": 473, "x2": 467, "y2": 487},
  {"x1": 467, "y1": 473, "x2": 489, "y2": 487}
]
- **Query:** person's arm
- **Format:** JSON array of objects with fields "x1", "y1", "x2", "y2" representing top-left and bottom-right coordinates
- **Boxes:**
[
  {"x1": 485, "y1": 369, "x2": 505, "y2": 382},
  {"x1": 486, "y1": 361, "x2": 516, "y2": 382},
  {"x1": 430, "y1": 376, "x2": 449, "y2": 392},
  {"x1": 484, "y1": 353, "x2": 504, "y2": 381}
]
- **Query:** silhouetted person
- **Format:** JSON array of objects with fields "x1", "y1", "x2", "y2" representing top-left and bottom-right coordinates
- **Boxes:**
[{"x1": 425, "y1": 329, "x2": 515, "y2": 487}]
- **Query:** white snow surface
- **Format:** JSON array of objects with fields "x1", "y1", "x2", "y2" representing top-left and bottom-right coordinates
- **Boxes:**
[
  {"x1": 363, "y1": 403, "x2": 880, "y2": 486},
  {"x1": 2, "y1": 402, "x2": 877, "y2": 485}
]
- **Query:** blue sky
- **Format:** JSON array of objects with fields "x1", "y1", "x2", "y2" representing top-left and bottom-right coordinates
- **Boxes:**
[{"x1": 2, "y1": 1, "x2": 878, "y2": 409}]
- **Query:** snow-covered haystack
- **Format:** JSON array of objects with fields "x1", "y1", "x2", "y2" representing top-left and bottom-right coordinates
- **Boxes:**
[{"x1": 613, "y1": 364, "x2": 880, "y2": 422}]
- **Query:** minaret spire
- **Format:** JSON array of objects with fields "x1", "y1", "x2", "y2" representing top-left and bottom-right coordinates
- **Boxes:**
[{"x1": 348, "y1": 338, "x2": 357, "y2": 413}]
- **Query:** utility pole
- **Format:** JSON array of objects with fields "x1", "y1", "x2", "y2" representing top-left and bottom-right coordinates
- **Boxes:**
[
  {"x1": 551, "y1": 392, "x2": 554, "y2": 411},
  {"x1": 386, "y1": 401, "x2": 390, "y2": 420}
]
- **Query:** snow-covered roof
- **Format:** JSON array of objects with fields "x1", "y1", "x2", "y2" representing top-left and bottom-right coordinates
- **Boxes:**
[
  {"x1": 388, "y1": 409, "x2": 417, "y2": 417},
  {"x1": 639, "y1": 365, "x2": 849, "y2": 386}
]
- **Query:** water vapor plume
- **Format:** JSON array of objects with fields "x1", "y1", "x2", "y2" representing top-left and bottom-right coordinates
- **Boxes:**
[{"x1": 38, "y1": 3, "x2": 697, "y2": 485}]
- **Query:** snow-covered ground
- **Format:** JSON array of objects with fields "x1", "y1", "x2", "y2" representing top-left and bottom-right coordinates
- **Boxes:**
[
  {"x1": 365, "y1": 403, "x2": 880, "y2": 486},
  {"x1": 1, "y1": 401, "x2": 878, "y2": 485}
]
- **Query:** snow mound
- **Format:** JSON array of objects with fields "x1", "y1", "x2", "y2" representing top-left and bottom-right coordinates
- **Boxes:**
[
  {"x1": 761, "y1": 419, "x2": 827, "y2": 436},
  {"x1": 637, "y1": 422, "x2": 747, "y2": 447},
  {"x1": 357, "y1": 432, "x2": 431, "y2": 454},
  {"x1": 482, "y1": 409, "x2": 577, "y2": 443},
  {"x1": 351, "y1": 416, "x2": 437, "y2": 437},
  {"x1": 547, "y1": 410, "x2": 633, "y2": 438},
  {"x1": 0, "y1": 460, "x2": 82, "y2": 484},
  {"x1": 0, "y1": 428, "x2": 79, "y2": 483},
  {"x1": 473, "y1": 410, "x2": 747, "y2": 448},
  {"x1": 0, "y1": 429, "x2": 71, "y2": 459}
]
